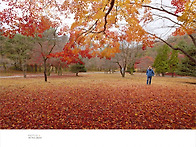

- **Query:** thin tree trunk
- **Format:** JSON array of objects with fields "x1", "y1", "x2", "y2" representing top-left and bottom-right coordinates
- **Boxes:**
[
  {"x1": 120, "y1": 67, "x2": 126, "y2": 77},
  {"x1": 23, "y1": 67, "x2": 27, "y2": 78},
  {"x1": 58, "y1": 66, "x2": 62, "y2": 75},
  {"x1": 122, "y1": 70, "x2": 125, "y2": 77},
  {"x1": 116, "y1": 61, "x2": 126, "y2": 77},
  {"x1": 39, "y1": 66, "x2": 41, "y2": 72},
  {"x1": 3, "y1": 62, "x2": 7, "y2": 72},
  {"x1": 22, "y1": 61, "x2": 27, "y2": 78},
  {"x1": 44, "y1": 59, "x2": 47, "y2": 82},
  {"x1": 35, "y1": 64, "x2": 37, "y2": 72},
  {"x1": 24, "y1": 65, "x2": 27, "y2": 78}
]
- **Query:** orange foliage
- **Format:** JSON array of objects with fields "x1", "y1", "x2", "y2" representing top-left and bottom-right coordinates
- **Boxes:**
[
  {"x1": 1, "y1": 0, "x2": 195, "y2": 61},
  {"x1": 171, "y1": 0, "x2": 188, "y2": 14},
  {"x1": 0, "y1": 1, "x2": 59, "y2": 38}
]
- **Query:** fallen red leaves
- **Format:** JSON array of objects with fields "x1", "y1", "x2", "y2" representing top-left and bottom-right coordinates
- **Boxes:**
[{"x1": 0, "y1": 74, "x2": 195, "y2": 129}]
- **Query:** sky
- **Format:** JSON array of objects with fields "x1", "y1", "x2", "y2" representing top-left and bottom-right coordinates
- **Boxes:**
[{"x1": 143, "y1": 0, "x2": 178, "y2": 39}]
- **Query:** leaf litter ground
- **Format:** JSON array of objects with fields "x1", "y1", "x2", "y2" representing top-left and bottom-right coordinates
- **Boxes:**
[{"x1": 0, "y1": 73, "x2": 195, "y2": 129}]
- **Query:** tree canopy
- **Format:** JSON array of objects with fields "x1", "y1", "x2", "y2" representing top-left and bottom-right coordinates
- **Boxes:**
[{"x1": 0, "y1": 0, "x2": 195, "y2": 63}]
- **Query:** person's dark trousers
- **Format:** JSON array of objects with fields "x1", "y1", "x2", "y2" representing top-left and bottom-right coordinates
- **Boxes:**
[{"x1": 147, "y1": 76, "x2": 152, "y2": 85}]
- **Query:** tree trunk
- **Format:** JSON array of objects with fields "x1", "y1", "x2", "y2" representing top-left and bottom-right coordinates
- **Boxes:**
[
  {"x1": 31, "y1": 65, "x2": 34, "y2": 72},
  {"x1": 35, "y1": 64, "x2": 37, "y2": 72},
  {"x1": 3, "y1": 62, "x2": 7, "y2": 72},
  {"x1": 23, "y1": 69, "x2": 26, "y2": 78},
  {"x1": 22, "y1": 63, "x2": 27, "y2": 78},
  {"x1": 58, "y1": 66, "x2": 62, "y2": 75},
  {"x1": 44, "y1": 60, "x2": 47, "y2": 82},
  {"x1": 47, "y1": 65, "x2": 51, "y2": 76},
  {"x1": 39, "y1": 66, "x2": 41, "y2": 72},
  {"x1": 120, "y1": 67, "x2": 126, "y2": 77},
  {"x1": 116, "y1": 62, "x2": 126, "y2": 78},
  {"x1": 14, "y1": 62, "x2": 17, "y2": 70}
]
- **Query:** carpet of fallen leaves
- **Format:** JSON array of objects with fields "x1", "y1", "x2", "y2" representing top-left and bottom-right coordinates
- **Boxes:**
[{"x1": 0, "y1": 73, "x2": 195, "y2": 129}]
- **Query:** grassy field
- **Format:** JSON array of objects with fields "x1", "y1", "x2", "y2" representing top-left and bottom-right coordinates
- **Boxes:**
[{"x1": 0, "y1": 73, "x2": 195, "y2": 129}]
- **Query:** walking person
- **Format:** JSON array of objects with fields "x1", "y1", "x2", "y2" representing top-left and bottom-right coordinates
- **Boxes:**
[{"x1": 146, "y1": 66, "x2": 154, "y2": 85}]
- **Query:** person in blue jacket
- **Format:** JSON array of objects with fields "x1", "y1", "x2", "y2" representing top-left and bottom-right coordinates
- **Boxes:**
[{"x1": 146, "y1": 66, "x2": 154, "y2": 85}]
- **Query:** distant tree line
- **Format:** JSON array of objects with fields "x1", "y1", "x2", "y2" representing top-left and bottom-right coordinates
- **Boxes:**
[{"x1": 1, "y1": 30, "x2": 195, "y2": 79}]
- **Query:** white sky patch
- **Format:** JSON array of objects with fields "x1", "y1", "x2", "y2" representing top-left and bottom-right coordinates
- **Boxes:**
[
  {"x1": 142, "y1": 0, "x2": 179, "y2": 39},
  {"x1": 60, "y1": 13, "x2": 75, "y2": 28}
]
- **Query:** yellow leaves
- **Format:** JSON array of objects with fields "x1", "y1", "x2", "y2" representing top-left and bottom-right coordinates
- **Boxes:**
[
  {"x1": 175, "y1": 0, "x2": 196, "y2": 35},
  {"x1": 141, "y1": 0, "x2": 151, "y2": 4},
  {"x1": 93, "y1": 10, "x2": 105, "y2": 20},
  {"x1": 108, "y1": 14, "x2": 116, "y2": 24},
  {"x1": 184, "y1": 0, "x2": 196, "y2": 15},
  {"x1": 133, "y1": 0, "x2": 151, "y2": 4},
  {"x1": 112, "y1": 42, "x2": 121, "y2": 53},
  {"x1": 100, "y1": 47, "x2": 113, "y2": 58},
  {"x1": 71, "y1": 22, "x2": 79, "y2": 30},
  {"x1": 99, "y1": 41, "x2": 120, "y2": 58}
]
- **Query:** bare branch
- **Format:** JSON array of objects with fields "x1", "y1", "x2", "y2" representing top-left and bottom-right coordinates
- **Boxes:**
[
  {"x1": 150, "y1": 2, "x2": 176, "y2": 9},
  {"x1": 189, "y1": 34, "x2": 196, "y2": 47},
  {"x1": 130, "y1": 2, "x2": 179, "y2": 18},
  {"x1": 147, "y1": 32, "x2": 196, "y2": 64},
  {"x1": 92, "y1": 0, "x2": 116, "y2": 34},
  {"x1": 103, "y1": 0, "x2": 115, "y2": 31},
  {"x1": 153, "y1": 14, "x2": 181, "y2": 26},
  {"x1": 73, "y1": 0, "x2": 116, "y2": 45},
  {"x1": 43, "y1": 0, "x2": 53, "y2": 9},
  {"x1": 47, "y1": 29, "x2": 57, "y2": 59}
]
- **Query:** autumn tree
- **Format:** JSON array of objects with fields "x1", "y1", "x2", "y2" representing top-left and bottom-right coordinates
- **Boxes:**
[
  {"x1": 134, "y1": 56, "x2": 154, "y2": 72},
  {"x1": 62, "y1": 0, "x2": 195, "y2": 64},
  {"x1": 0, "y1": 0, "x2": 154, "y2": 64},
  {"x1": 0, "y1": 1, "x2": 68, "y2": 80},
  {"x1": 0, "y1": 0, "x2": 62, "y2": 38},
  {"x1": 132, "y1": 0, "x2": 196, "y2": 64},
  {"x1": 33, "y1": 28, "x2": 59, "y2": 82},
  {"x1": 1, "y1": 0, "x2": 195, "y2": 68},
  {"x1": 114, "y1": 40, "x2": 140, "y2": 77}
]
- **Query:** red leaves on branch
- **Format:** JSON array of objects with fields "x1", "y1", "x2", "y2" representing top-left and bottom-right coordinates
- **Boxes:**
[
  {"x1": 172, "y1": 27, "x2": 186, "y2": 36},
  {"x1": 0, "y1": 1, "x2": 59, "y2": 38},
  {"x1": 171, "y1": 0, "x2": 188, "y2": 14},
  {"x1": 48, "y1": 30, "x2": 94, "y2": 65}
]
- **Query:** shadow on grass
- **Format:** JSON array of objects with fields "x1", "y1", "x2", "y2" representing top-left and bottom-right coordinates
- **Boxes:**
[{"x1": 183, "y1": 82, "x2": 196, "y2": 85}]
